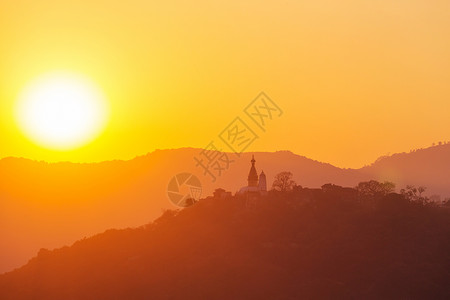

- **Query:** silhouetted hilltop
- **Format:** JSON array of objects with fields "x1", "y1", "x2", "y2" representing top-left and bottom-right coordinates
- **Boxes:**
[
  {"x1": 1, "y1": 145, "x2": 450, "y2": 274},
  {"x1": 1, "y1": 190, "x2": 450, "y2": 299},
  {"x1": 0, "y1": 148, "x2": 360, "y2": 274}
]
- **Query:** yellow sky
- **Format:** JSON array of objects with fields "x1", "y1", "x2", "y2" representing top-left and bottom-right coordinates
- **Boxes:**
[{"x1": 1, "y1": 0, "x2": 449, "y2": 168}]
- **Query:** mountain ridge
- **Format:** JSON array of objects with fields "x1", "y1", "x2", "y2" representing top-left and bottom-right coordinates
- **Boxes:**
[{"x1": 1, "y1": 145, "x2": 449, "y2": 274}]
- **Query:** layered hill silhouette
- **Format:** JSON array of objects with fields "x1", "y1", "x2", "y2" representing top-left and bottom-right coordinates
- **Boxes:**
[
  {"x1": 1, "y1": 145, "x2": 450, "y2": 274},
  {"x1": 360, "y1": 144, "x2": 450, "y2": 197},
  {"x1": 1, "y1": 191, "x2": 450, "y2": 299}
]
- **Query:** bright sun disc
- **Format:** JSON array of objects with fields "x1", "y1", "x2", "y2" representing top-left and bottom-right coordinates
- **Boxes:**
[{"x1": 16, "y1": 72, "x2": 109, "y2": 150}]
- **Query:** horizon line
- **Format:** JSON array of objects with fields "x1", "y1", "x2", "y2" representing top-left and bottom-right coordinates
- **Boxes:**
[{"x1": 0, "y1": 144, "x2": 447, "y2": 170}]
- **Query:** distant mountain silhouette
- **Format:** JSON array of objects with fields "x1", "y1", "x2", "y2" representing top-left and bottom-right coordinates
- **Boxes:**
[
  {"x1": 360, "y1": 144, "x2": 450, "y2": 197},
  {"x1": 1, "y1": 191, "x2": 450, "y2": 299},
  {"x1": 1, "y1": 145, "x2": 449, "y2": 274}
]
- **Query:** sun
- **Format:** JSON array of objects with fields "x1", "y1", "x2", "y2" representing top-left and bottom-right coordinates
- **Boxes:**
[{"x1": 16, "y1": 72, "x2": 110, "y2": 150}]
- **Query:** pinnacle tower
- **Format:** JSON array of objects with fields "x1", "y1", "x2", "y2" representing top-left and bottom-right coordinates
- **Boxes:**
[{"x1": 247, "y1": 155, "x2": 258, "y2": 187}]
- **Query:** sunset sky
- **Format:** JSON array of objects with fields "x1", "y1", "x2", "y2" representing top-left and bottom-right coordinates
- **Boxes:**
[{"x1": 0, "y1": 0, "x2": 449, "y2": 168}]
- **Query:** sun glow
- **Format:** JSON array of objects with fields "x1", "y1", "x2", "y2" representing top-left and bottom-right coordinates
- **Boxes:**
[{"x1": 16, "y1": 72, "x2": 109, "y2": 150}]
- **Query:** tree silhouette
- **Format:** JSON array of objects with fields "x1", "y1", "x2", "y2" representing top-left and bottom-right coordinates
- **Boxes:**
[
  {"x1": 184, "y1": 197, "x2": 196, "y2": 207},
  {"x1": 400, "y1": 185, "x2": 428, "y2": 204},
  {"x1": 356, "y1": 180, "x2": 395, "y2": 197},
  {"x1": 272, "y1": 171, "x2": 296, "y2": 192}
]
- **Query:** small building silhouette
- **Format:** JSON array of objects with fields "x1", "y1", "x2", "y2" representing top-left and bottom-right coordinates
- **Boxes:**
[{"x1": 213, "y1": 188, "x2": 232, "y2": 199}]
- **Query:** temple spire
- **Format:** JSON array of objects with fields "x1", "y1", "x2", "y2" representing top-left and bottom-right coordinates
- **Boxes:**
[{"x1": 248, "y1": 154, "x2": 258, "y2": 187}]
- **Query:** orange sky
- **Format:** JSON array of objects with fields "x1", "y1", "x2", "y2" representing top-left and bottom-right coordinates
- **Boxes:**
[{"x1": 0, "y1": 0, "x2": 449, "y2": 168}]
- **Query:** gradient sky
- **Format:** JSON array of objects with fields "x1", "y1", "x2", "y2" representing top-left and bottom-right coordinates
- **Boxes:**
[{"x1": 0, "y1": 0, "x2": 449, "y2": 168}]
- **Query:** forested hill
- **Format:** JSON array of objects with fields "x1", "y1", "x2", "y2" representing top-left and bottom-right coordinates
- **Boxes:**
[{"x1": 1, "y1": 188, "x2": 450, "y2": 299}]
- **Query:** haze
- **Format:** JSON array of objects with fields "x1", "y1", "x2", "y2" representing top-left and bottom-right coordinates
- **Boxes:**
[{"x1": 1, "y1": 0, "x2": 449, "y2": 168}]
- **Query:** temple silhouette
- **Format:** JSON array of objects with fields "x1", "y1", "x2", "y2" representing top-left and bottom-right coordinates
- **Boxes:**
[
  {"x1": 237, "y1": 155, "x2": 267, "y2": 197},
  {"x1": 212, "y1": 155, "x2": 268, "y2": 200}
]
